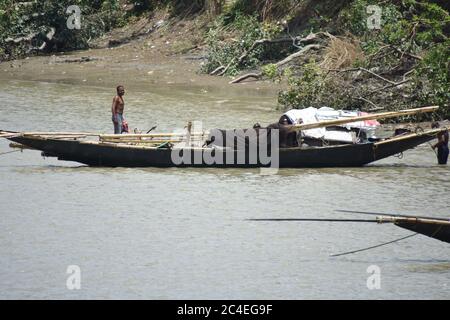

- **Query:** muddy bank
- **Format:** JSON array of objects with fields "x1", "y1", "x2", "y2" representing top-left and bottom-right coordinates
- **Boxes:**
[
  {"x1": 1, "y1": 46, "x2": 447, "y2": 133},
  {"x1": 0, "y1": 11, "x2": 445, "y2": 130},
  {"x1": 0, "y1": 37, "x2": 279, "y2": 101}
]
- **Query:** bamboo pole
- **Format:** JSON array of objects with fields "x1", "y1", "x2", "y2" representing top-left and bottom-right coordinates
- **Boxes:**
[
  {"x1": 376, "y1": 216, "x2": 450, "y2": 225},
  {"x1": 100, "y1": 139, "x2": 186, "y2": 144},
  {"x1": 292, "y1": 106, "x2": 439, "y2": 131},
  {"x1": 0, "y1": 133, "x2": 16, "y2": 138},
  {"x1": 336, "y1": 209, "x2": 450, "y2": 221},
  {"x1": 375, "y1": 127, "x2": 447, "y2": 146},
  {"x1": 100, "y1": 132, "x2": 208, "y2": 139},
  {"x1": 99, "y1": 136, "x2": 206, "y2": 142},
  {"x1": 22, "y1": 132, "x2": 99, "y2": 136},
  {"x1": 100, "y1": 139, "x2": 203, "y2": 143},
  {"x1": 3, "y1": 105, "x2": 438, "y2": 140},
  {"x1": 0, "y1": 131, "x2": 21, "y2": 138},
  {"x1": 45, "y1": 135, "x2": 87, "y2": 139},
  {"x1": 9, "y1": 143, "x2": 36, "y2": 150},
  {"x1": 9, "y1": 131, "x2": 208, "y2": 140}
]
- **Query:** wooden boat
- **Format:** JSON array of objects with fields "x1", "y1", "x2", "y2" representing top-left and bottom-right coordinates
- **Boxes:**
[
  {"x1": 376, "y1": 215, "x2": 450, "y2": 244},
  {"x1": 0, "y1": 106, "x2": 446, "y2": 168},
  {"x1": 250, "y1": 212, "x2": 450, "y2": 244},
  {"x1": 0, "y1": 127, "x2": 444, "y2": 168}
]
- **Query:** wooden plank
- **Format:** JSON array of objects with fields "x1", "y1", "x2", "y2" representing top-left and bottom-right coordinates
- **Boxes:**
[
  {"x1": 0, "y1": 133, "x2": 16, "y2": 138},
  {"x1": 374, "y1": 127, "x2": 446, "y2": 146},
  {"x1": 100, "y1": 132, "x2": 208, "y2": 139},
  {"x1": 100, "y1": 139, "x2": 185, "y2": 144},
  {"x1": 22, "y1": 132, "x2": 98, "y2": 136},
  {"x1": 293, "y1": 106, "x2": 439, "y2": 131},
  {"x1": 0, "y1": 131, "x2": 20, "y2": 138}
]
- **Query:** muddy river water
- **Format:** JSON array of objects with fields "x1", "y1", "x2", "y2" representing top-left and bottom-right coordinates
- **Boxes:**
[{"x1": 0, "y1": 78, "x2": 449, "y2": 299}]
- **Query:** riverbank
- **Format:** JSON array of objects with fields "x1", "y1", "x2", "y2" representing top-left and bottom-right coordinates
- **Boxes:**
[
  {"x1": 1, "y1": 45, "x2": 447, "y2": 132},
  {"x1": 0, "y1": 10, "x2": 279, "y2": 99},
  {"x1": 1, "y1": 2, "x2": 447, "y2": 124},
  {"x1": 0, "y1": 44, "x2": 279, "y2": 98}
]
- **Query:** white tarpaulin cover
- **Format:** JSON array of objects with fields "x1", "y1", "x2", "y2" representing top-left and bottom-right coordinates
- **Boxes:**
[{"x1": 284, "y1": 107, "x2": 380, "y2": 143}]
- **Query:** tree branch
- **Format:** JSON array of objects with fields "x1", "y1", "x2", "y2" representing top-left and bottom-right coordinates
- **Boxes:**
[
  {"x1": 212, "y1": 32, "x2": 330, "y2": 77},
  {"x1": 328, "y1": 67, "x2": 397, "y2": 85},
  {"x1": 229, "y1": 44, "x2": 322, "y2": 84}
]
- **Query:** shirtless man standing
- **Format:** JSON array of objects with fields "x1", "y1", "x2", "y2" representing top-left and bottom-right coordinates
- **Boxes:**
[{"x1": 112, "y1": 85, "x2": 125, "y2": 134}]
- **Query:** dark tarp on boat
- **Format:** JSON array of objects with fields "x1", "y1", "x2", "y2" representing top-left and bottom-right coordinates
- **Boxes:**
[{"x1": 206, "y1": 124, "x2": 299, "y2": 150}]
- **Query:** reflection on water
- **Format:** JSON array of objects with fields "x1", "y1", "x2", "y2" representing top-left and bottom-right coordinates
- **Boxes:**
[{"x1": 0, "y1": 79, "x2": 449, "y2": 299}]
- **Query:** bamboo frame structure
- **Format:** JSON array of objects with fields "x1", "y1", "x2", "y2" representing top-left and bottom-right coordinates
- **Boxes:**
[{"x1": 0, "y1": 106, "x2": 441, "y2": 145}]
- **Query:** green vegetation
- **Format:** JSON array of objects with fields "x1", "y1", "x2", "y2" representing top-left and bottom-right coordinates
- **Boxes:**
[
  {"x1": 0, "y1": 0, "x2": 128, "y2": 59},
  {"x1": 0, "y1": 0, "x2": 220, "y2": 60},
  {"x1": 1, "y1": 0, "x2": 448, "y2": 118},
  {"x1": 415, "y1": 39, "x2": 450, "y2": 117},
  {"x1": 201, "y1": 0, "x2": 449, "y2": 118},
  {"x1": 278, "y1": 60, "x2": 353, "y2": 110},
  {"x1": 202, "y1": 13, "x2": 284, "y2": 75}
]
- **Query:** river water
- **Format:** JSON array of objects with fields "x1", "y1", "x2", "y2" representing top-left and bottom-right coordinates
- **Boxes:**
[{"x1": 0, "y1": 79, "x2": 449, "y2": 299}]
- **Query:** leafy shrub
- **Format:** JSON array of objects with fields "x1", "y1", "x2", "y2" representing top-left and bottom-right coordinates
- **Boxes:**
[
  {"x1": 0, "y1": 0, "x2": 129, "y2": 60},
  {"x1": 278, "y1": 60, "x2": 354, "y2": 110},
  {"x1": 203, "y1": 13, "x2": 282, "y2": 75},
  {"x1": 414, "y1": 39, "x2": 450, "y2": 118}
]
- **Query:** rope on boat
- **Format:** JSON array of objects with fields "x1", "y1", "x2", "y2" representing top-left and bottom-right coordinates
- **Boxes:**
[
  {"x1": 0, "y1": 149, "x2": 21, "y2": 156},
  {"x1": 330, "y1": 233, "x2": 418, "y2": 257},
  {"x1": 393, "y1": 152, "x2": 404, "y2": 159}
]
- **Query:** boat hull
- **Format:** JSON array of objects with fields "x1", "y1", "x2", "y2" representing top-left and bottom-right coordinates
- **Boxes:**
[
  {"x1": 396, "y1": 221, "x2": 450, "y2": 243},
  {"x1": 7, "y1": 131, "x2": 438, "y2": 168}
]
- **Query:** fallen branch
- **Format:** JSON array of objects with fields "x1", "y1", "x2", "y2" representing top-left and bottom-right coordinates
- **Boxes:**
[
  {"x1": 389, "y1": 45, "x2": 422, "y2": 61},
  {"x1": 230, "y1": 44, "x2": 322, "y2": 84},
  {"x1": 5, "y1": 32, "x2": 38, "y2": 44},
  {"x1": 275, "y1": 44, "x2": 322, "y2": 67},
  {"x1": 241, "y1": 33, "x2": 331, "y2": 66},
  {"x1": 229, "y1": 73, "x2": 262, "y2": 84},
  {"x1": 58, "y1": 56, "x2": 97, "y2": 63},
  {"x1": 366, "y1": 78, "x2": 411, "y2": 96},
  {"x1": 212, "y1": 32, "x2": 330, "y2": 77},
  {"x1": 355, "y1": 96, "x2": 382, "y2": 111},
  {"x1": 329, "y1": 67, "x2": 398, "y2": 85},
  {"x1": 210, "y1": 65, "x2": 225, "y2": 75},
  {"x1": 217, "y1": 57, "x2": 236, "y2": 76},
  {"x1": 402, "y1": 68, "x2": 416, "y2": 80}
]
